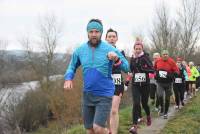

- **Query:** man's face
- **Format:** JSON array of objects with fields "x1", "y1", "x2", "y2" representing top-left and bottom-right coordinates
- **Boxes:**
[
  {"x1": 106, "y1": 32, "x2": 118, "y2": 46},
  {"x1": 162, "y1": 53, "x2": 169, "y2": 61},
  {"x1": 88, "y1": 29, "x2": 101, "y2": 46}
]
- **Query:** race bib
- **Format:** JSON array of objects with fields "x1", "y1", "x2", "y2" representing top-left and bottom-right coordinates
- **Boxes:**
[
  {"x1": 134, "y1": 73, "x2": 146, "y2": 82},
  {"x1": 112, "y1": 74, "x2": 122, "y2": 85},
  {"x1": 175, "y1": 78, "x2": 182, "y2": 83},
  {"x1": 159, "y1": 71, "x2": 167, "y2": 78}
]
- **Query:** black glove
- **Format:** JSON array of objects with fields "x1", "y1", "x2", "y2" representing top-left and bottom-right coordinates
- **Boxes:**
[
  {"x1": 173, "y1": 72, "x2": 179, "y2": 78},
  {"x1": 125, "y1": 80, "x2": 130, "y2": 86}
]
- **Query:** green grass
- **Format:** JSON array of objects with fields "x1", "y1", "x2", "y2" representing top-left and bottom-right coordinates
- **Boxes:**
[
  {"x1": 118, "y1": 101, "x2": 161, "y2": 133},
  {"x1": 118, "y1": 107, "x2": 132, "y2": 133},
  {"x1": 33, "y1": 92, "x2": 200, "y2": 134},
  {"x1": 64, "y1": 107, "x2": 133, "y2": 134},
  {"x1": 31, "y1": 121, "x2": 86, "y2": 134},
  {"x1": 30, "y1": 121, "x2": 64, "y2": 134},
  {"x1": 162, "y1": 92, "x2": 200, "y2": 134},
  {"x1": 33, "y1": 101, "x2": 160, "y2": 134},
  {"x1": 65, "y1": 124, "x2": 86, "y2": 134}
]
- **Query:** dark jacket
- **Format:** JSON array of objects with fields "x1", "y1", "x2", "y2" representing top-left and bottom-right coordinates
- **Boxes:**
[
  {"x1": 173, "y1": 64, "x2": 188, "y2": 85},
  {"x1": 130, "y1": 52, "x2": 154, "y2": 85}
]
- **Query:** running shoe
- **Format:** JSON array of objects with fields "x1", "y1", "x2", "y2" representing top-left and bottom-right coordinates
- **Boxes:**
[
  {"x1": 163, "y1": 114, "x2": 168, "y2": 119},
  {"x1": 147, "y1": 115, "x2": 151, "y2": 126},
  {"x1": 129, "y1": 125, "x2": 138, "y2": 134}
]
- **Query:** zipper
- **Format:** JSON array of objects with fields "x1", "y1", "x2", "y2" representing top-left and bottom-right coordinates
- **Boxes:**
[
  {"x1": 92, "y1": 47, "x2": 95, "y2": 66},
  {"x1": 135, "y1": 57, "x2": 144, "y2": 87}
]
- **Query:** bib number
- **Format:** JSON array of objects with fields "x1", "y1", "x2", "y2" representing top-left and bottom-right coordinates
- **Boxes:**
[
  {"x1": 175, "y1": 78, "x2": 182, "y2": 83},
  {"x1": 112, "y1": 74, "x2": 122, "y2": 85},
  {"x1": 159, "y1": 71, "x2": 167, "y2": 78},
  {"x1": 134, "y1": 73, "x2": 146, "y2": 82}
]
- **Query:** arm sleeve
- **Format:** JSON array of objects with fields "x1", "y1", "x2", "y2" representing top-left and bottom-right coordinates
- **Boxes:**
[
  {"x1": 194, "y1": 67, "x2": 200, "y2": 78},
  {"x1": 114, "y1": 49, "x2": 130, "y2": 73},
  {"x1": 64, "y1": 48, "x2": 81, "y2": 80},
  {"x1": 171, "y1": 60, "x2": 180, "y2": 74}
]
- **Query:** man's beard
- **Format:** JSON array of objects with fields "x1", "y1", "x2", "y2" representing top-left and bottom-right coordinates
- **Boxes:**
[
  {"x1": 89, "y1": 37, "x2": 101, "y2": 47},
  {"x1": 162, "y1": 57, "x2": 168, "y2": 61}
]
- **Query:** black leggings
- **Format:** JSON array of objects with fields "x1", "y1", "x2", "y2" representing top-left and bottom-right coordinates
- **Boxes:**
[
  {"x1": 158, "y1": 95, "x2": 170, "y2": 114},
  {"x1": 157, "y1": 83, "x2": 172, "y2": 114},
  {"x1": 132, "y1": 85, "x2": 150, "y2": 125},
  {"x1": 173, "y1": 84, "x2": 185, "y2": 106},
  {"x1": 150, "y1": 83, "x2": 159, "y2": 108},
  {"x1": 196, "y1": 76, "x2": 200, "y2": 88},
  {"x1": 185, "y1": 81, "x2": 189, "y2": 93},
  {"x1": 150, "y1": 83, "x2": 157, "y2": 99}
]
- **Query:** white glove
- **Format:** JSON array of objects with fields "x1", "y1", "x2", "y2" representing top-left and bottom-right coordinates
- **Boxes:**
[{"x1": 124, "y1": 85, "x2": 128, "y2": 91}]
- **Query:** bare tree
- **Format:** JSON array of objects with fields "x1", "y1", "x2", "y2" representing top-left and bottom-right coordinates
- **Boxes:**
[
  {"x1": 178, "y1": 0, "x2": 200, "y2": 60},
  {"x1": 150, "y1": 4, "x2": 181, "y2": 57},
  {"x1": 19, "y1": 37, "x2": 44, "y2": 85},
  {"x1": 0, "y1": 40, "x2": 8, "y2": 88},
  {"x1": 37, "y1": 14, "x2": 63, "y2": 88},
  {"x1": 20, "y1": 14, "x2": 63, "y2": 89}
]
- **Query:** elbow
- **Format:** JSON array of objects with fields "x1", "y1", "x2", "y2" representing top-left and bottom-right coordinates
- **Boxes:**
[
  {"x1": 124, "y1": 66, "x2": 130, "y2": 73},
  {"x1": 120, "y1": 61, "x2": 129, "y2": 73},
  {"x1": 123, "y1": 66, "x2": 129, "y2": 73}
]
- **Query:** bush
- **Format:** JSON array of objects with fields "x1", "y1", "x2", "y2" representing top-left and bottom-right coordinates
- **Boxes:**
[
  {"x1": 46, "y1": 72, "x2": 83, "y2": 127},
  {"x1": 15, "y1": 89, "x2": 49, "y2": 132}
]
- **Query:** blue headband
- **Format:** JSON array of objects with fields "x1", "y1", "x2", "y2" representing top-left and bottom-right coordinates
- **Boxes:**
[{"x1": 87, "y1": 21, "x2": 103, "y2": 33}]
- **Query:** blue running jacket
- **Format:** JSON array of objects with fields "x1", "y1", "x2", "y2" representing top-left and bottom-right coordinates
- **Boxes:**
[{"x1": 64, "y1": 41, "x2": 129, "y2": 97}]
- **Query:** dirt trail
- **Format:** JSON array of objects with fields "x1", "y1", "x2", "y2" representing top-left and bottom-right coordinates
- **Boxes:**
[
  {"x1": 138, "y1": 96, "x2": 191, "y2": 134},
  {"x1": 138, "y1": 106, "x2": 176, "y2": 134}
]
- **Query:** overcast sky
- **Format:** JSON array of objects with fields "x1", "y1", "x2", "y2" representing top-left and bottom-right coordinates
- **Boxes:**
[{"x1": 0, "y1": 0, "x2": 181, "y2": 53}]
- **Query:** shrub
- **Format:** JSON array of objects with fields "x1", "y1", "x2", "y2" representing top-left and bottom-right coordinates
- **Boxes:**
[{"x1": 15, "y1": 89, "x2": 49, "y2": 132}]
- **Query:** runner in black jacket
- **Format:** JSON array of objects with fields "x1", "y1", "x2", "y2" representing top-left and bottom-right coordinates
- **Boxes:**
[{"x1": 128, "y1": 39, "x2": 154, "y2": 134}]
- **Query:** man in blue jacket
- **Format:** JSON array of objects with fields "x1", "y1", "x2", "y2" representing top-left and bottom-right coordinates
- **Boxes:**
[{"x1": 64, "y1": 19, "x2": 129, "y2": 134}]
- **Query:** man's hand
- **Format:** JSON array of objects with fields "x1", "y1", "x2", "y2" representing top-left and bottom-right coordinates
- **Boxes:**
[
  {"x1": 107, "y1": 51, "x2": 118, "y2": 61},
  {"x1": 64, "y1": 80, "x2": 73, "y2": 90}
]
